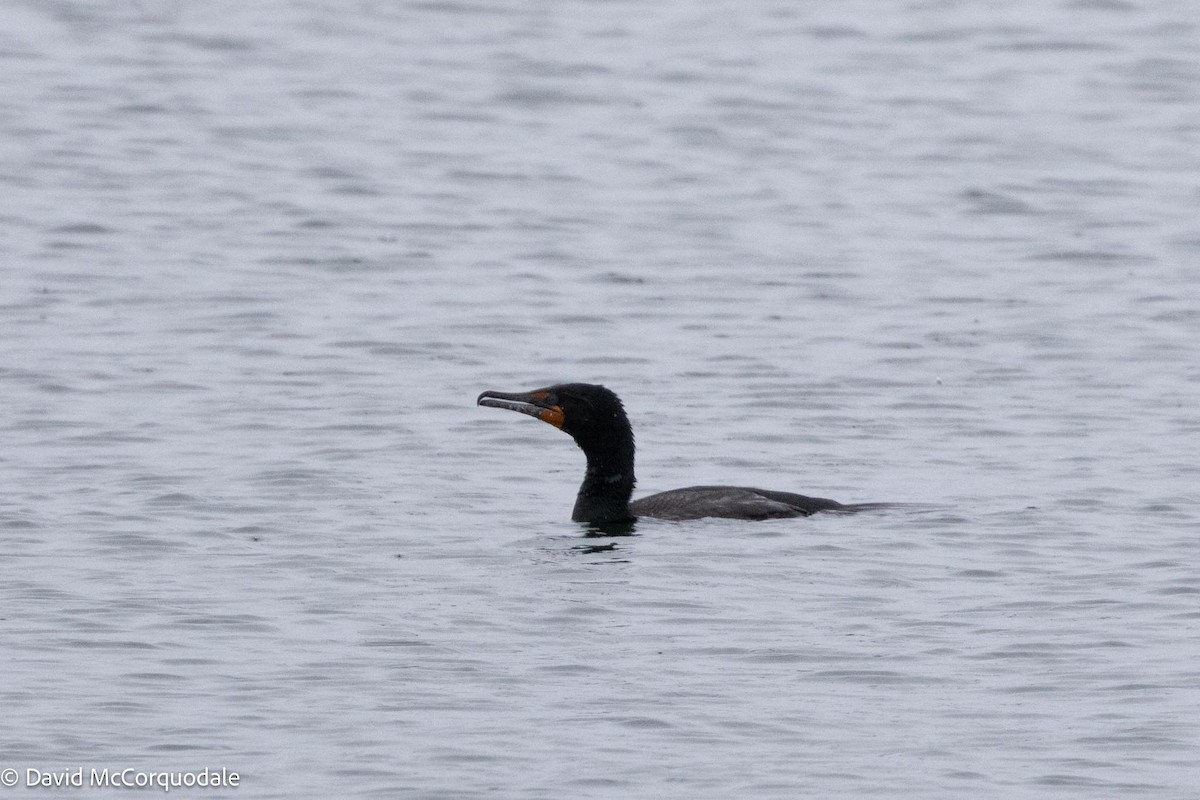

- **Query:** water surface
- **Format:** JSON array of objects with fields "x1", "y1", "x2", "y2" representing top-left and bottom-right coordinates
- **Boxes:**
[{"x1": 2, "y1": 1, "x2": 1198, "y2": 797}]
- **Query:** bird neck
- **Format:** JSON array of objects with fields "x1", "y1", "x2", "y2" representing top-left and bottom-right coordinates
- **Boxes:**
[{"x1": 571, "y1": 441, "x2": 636, "y2": 524}]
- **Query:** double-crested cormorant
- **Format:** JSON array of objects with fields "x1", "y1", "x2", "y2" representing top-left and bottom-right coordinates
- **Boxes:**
[{"x1": 478, "y1": 382, "x2": 873, "y2": 524}]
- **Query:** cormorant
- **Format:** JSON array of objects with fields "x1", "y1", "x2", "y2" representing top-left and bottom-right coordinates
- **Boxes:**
[{"x1": 477, "y1": 382, "x2": 877, "y2": 524}]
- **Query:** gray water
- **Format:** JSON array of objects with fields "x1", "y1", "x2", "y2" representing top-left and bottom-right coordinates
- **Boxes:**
[{"x1": 3, "y1": 1, "x2": 1199, "y2": 797}]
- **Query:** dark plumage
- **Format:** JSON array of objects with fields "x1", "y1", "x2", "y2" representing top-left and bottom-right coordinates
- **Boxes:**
[{"x1": 477, "y1": 382, "x2": 876, "y2": 524}]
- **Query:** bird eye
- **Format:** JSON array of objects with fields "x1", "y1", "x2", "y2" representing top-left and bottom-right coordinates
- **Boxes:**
[{"x1": 564, "y1": 393, "x2": 593, "y2": 413}]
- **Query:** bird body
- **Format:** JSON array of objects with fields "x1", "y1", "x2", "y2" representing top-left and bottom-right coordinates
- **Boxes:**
[
  {"x1": 478, "y1": 382, "x2": 870, "y2": 524},
  {"x1": 629, "y1": 486, "x2": 845, "y2": 521}
]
